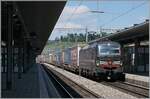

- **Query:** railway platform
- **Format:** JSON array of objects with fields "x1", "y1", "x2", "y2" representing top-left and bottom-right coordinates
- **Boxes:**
[
  {"x1": 2, "y1": 63, "x2": 59, "y2": 98},
  {"x1": 125, "y1": 73, "x2": 149, "y2": 87}
]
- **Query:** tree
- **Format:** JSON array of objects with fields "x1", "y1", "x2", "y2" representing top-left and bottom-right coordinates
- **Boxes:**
[
  {"x1": 101, "y1": 32, "x2": 107, "y2": 37},
  {"x1": 55, "y1": 37, "x2": 59, "y2": 42},
  {"x1": 60, "y1": 35, "x2": 64, "y2": 41}
]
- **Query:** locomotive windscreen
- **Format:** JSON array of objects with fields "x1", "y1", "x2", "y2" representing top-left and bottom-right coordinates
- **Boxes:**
[{"x1": 98, "y1": 42, "x2": 120, "y2": 56}]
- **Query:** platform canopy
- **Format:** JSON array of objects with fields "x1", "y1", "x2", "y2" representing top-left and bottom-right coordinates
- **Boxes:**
[
  {"x1": 2, "y1": 1, "x2": 66, "y2": 55},
  {"x1": 89, "y1": 20, "x2": 149, "y2": 44}
]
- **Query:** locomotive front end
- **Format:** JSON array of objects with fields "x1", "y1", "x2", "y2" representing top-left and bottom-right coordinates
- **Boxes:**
[{"x1": 96, "y1": 42, "x2": 125, "y2": 81}]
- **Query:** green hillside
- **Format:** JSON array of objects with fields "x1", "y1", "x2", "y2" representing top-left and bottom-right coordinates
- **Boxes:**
[{"x1": 44, "y1": 41, "x2": 87, "y2": 50}]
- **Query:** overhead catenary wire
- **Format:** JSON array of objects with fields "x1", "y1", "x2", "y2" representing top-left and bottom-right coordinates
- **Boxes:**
[
  {"x1": 100, "y1": 1, "x2": 148, "y2": 27},
  {"x1": 52, "y1": 0, "x2": 84, "y2": 40},
  {"x1": 52, "y1": 0, "x2": 148, "y2": 41},
  {"x1": 97, "y1": 0, "x2": 100, "y2": 34},
  {"x1": 64, "y1": 0, "x2": 84, "y2": 28}
]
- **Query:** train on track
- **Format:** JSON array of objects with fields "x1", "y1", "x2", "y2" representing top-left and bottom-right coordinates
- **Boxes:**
[{"x1": 37, "y1": 41, "x2": 125, "y2": 81}]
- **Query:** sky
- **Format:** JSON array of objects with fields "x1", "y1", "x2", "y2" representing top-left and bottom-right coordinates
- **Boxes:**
[{"x1": 49, "y1": 0, "x2": 149, "y2": 40}]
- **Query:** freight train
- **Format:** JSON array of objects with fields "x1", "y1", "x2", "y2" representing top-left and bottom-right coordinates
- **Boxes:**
[{"x1": 38, "y1": 41, "x2": 125, "y2": 81}]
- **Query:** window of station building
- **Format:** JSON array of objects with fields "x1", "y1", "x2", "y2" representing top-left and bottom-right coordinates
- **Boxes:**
[
  {"x1": 124, "y1": 46, "x2": 134, "y2": 54},
  {"x1": 14, "y1": 48, "x2": 18, "y2": 54},
  {"x1": 123, "y1": 46, "x2": 135, "y2": 73},
  {"x1": 2, "y1": 52, "x2": 7, "y2": 73},
  {"x1": 138, "y1": 48, "x2": 145, "y2": 72},
  {"x1": 138, "y1": 47, "x2": 144, "y2": 53},
  {"x1": 5, "y1": 54, "x2": 7, "y2": 59},
  {"x1": 1, "y1": 47, "x2": 5, "y2": 54},
  {"x1": 145, "y1": 47, "x2": 149, "y2": 53},
  {"x1": 145, "y1": 47, "x2": 149, "y2": 72},
  {"x1": 1, "y1": 47, "x2": 3, "y2": 53},
  {"x1": 137, "y1": 47, "x2": 149, "y2": 72}
]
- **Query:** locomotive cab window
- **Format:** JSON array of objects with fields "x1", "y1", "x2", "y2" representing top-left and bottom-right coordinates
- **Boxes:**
[{"x1": 98, "y1": 43, "x2": 120, "y2": 55}]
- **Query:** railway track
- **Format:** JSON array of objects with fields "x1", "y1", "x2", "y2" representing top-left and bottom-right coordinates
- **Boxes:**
[
  {"x1": 43, "y1": 66, "x2": 75, "y2": 98},
  {"x1": 43, "y1": 63, "x2": 149, "y2": 98},
  {"x1": 42, "y1": 64, "x2": 101, "y2": 98},
  {"x1": 101, "y1": 81, "x2": 149, "y2": 98}
]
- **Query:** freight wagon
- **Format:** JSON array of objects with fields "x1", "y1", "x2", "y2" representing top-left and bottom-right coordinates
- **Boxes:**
[
  {"x1": 49, "y1": 50, "x2": 56, "y2": 64},
  {"x1": 69, "y1": 45, "x2": 81, "y2": 73},
  {"x1": 55, "y1": 48, "x2": 62, "y2": 66},
  {"x1": 60, "y1": 49, "x2": 65, "y2": 67},
  {"x1": 64, "y1": 48, "x2": 72, "y2": 70}
]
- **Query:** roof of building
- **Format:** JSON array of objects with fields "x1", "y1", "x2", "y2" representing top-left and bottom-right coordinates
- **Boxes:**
[{"x1": 89, "y1": 20, "x2": 149, "y2": 44}]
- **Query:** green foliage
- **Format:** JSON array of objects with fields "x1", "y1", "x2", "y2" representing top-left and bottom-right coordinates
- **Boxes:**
[
  {"x1": 45, "y1": 32, "x2": 109, "y2": 50},
  {"x1": 58, "y1": 33, "x2": 86, "y2": 42},
  {"x1": 45, "y1": 41, "x2": 86, "y2": 50}
]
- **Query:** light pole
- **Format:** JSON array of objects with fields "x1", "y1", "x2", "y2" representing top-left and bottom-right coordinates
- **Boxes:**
[
  {"x1": 79, "y1": 10, "x2": 105, "y2": 78},
  {"x1": 85, "y1": 10, "x2": 105, "y2": 43},
  {"x1": 85, "y1": 26, "x2": 88, "y2": 43},
  {"x1": 89, "y1": 10, "x2": 104, "y2": 14},
  {"x1": 75, "y1": 33, "x2": 77, "y2": 44}
]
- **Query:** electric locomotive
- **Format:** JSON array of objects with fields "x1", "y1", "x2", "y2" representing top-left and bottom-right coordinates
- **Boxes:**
[{"x1": 79, "y1": 41, "x2": 125, "y2": 81}]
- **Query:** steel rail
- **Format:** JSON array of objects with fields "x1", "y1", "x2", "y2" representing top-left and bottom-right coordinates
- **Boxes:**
[
  {"x1": 43, "y1": 64, "x2": 101, "y2": 98},
  {"x1": 101, "y1": 81, "x2": 149, "y2": 98},
  {"x1": 43, "y1": 66, "x2": 74, "y2": 98}
]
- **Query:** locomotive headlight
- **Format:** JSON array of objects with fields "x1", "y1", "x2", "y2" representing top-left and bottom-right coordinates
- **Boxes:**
[
  {"x1": 96, "y1": 60, "x2": 100, "y2": 66},
  {"x1": 96, "y1": 63, "x2": 99, "y2": 66}
]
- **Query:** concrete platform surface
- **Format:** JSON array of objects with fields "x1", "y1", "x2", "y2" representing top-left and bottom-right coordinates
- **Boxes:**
[
  {"x1": 2, "y1": 63, "x2": 56, "y2": 98},
  {"x1": 126, "y1": 73, "x2": 149, "y2": 82},
  {"x1": 125, "y1": 73, "x2": 149, "y2": 87}
]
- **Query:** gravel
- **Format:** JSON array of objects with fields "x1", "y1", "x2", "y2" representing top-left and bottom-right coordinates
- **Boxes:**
[{"x1": 44, "y1": 63, "x2": 137, "y2": 99}]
